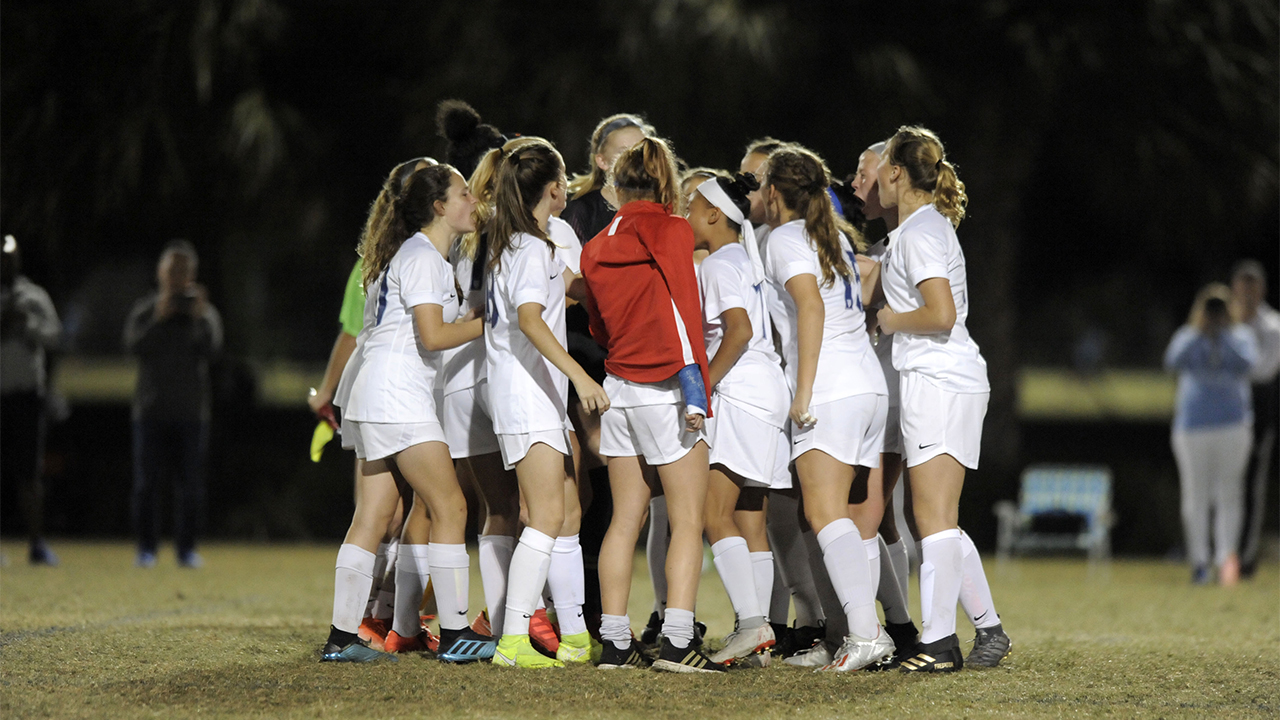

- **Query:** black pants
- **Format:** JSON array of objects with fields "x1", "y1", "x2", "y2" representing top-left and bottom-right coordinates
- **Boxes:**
[
  {"x1": 132, "y1": 417, "x2": 208, "y2": 555},
  {"x1": 0, "y1": 390, "x2": 47, "y2": 542},
  {"x1": 1240, "y1": 380, "x2": 1279, "y2": 567}
]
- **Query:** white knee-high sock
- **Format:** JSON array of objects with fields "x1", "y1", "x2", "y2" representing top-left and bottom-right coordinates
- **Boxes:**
[
  {"x1": 885, "y1": 538, "x2": 910, "y2": 614},
  {"x1": 864, "y1": 537, "x2": 881, "y2": 602},
  {"x1": 647, "y1": 496, "x2": 670, "y2": 618},
  {"x1": 769, "y1": 494, "x2": 823, "y2": 627},
  {"x1": 958, "y1": 529, "x2": 1000, "y2": 629},
  {"x1": 750, "y1": 551, "x2": 776, "y2": 624},
  {"x1": 815, "y1": 518, "x2": 879, "y2": 639},
  {"x1": 478, "y1": 534, "x2": 515, "y2": 637},
  {"x1": 392, "y1": 544, "x2": 430, "y2": 637},
  {"x1": 427, "y1": 543, "x2": 470, "y2": 632},
  {"x1": 373, "y1": 538, "x2": 399, "y2": 621},
  {"x1": 332, "y1": 544, "x2": 376, "y2": 634},
  {"x1": 549, "y1": 534, "x2": 587, "y2": 635},
  {"x1": 803, "y1": 529, "x2": 847, "y2": 642},
  {"x1": 503, "y1": 528, "x2": 555, "y2": 637},
  {"x1": 919, "y1": 529, "x2": 963, "y2": 645},
  {"x1": 768, "y1": 553, "x2": 791, "y2": 625},
  {"x1": 365, "y1": 542, "x2": 389, "y2": 618},
  {"x1": 877, "y1": 535, "x2": 912, "y2": 625},
  {"x1": 711, "y1": 537, "x2": 766, "y2": 628}
]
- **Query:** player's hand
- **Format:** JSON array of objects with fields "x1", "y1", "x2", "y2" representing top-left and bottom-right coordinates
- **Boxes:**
[
  {"x1": 308, "y1": 387, "x2": 338, "y2": 428},
  {"x1": 685, "y1": 412, "x2": 705, "y2": 433},
  {"x1": 789, "y1": 392, "x2": 816, "y2": 427},
  {"x1": 461, "y1": 305, "x2": 483, "y2": 323},
  {"x1": 574, "y1": 377, "x2": 611, "y2": 414},
  {"x1": 876, "y1": 306, "x2": 896, "y2": 335}
]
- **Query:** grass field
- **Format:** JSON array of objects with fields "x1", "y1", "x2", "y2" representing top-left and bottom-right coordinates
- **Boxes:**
[{"x1": 1, "y1": 542, "x2": 1276, "y2": 719}]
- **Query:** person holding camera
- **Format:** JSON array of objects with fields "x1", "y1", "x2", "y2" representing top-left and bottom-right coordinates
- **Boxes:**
[
  {"x1": 124, "y1": 240, "x2": 223, "y2": 568},
  {"x1": 1165, "y1": 282, "x2": 1257, "y2": 586}
]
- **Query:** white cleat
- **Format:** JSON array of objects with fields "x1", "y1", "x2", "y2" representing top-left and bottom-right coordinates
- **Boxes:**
[
  {"x1": 710, "y1": 624, "x2": 776, "y2": 666},
  {"x1": 783, "y1": 641, "x2": 833, "y2": 668},
  {"x1": 820, "y1": 627, "x2": 895, "y2": 672}
]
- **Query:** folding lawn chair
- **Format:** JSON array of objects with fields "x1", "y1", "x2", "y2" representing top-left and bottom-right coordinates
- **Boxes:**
[{"x1": 994, "y1": 464, "x2": 1114, "y2": 561}]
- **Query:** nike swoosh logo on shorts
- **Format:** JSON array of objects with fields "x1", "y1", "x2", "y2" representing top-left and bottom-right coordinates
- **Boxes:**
[{"x1": 918, "y1": 442, "x2": 938, "y2": 450}]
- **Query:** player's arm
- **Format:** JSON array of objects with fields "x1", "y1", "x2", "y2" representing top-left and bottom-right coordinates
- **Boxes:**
[
  {"x1": 413, "y1": 303, "x2": 482, "y2": 352},
  {"x1": 877, "y1": 277, "x2": 955, "y2": 335},
  {"x1": 309, "y1": 331, "x2": 357, "y2": 417},
  {"x1": 857, "y1": 255, "x2": 883, "y2": 308},
  {"x1": 564, "y1": 269, "x2": 587, "y2": 303},
  {"x1": 784, "y1": 274, "x2": 824, "y2": 426},
  {"x1": 516, "y1": 302, "x2": 610, "y2": 413},
  {"x1": 708, "y1": 307, "x2": 752, "y2": 390}
]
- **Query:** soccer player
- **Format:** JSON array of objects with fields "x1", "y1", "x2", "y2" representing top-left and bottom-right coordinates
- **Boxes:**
[
  {"x1": 867, "y1": 125, "x2": 1009, "y2": 671},
  {"x1": 688, "y1": 172, "x2": 790, "y2": 666},
  {"x1": 483, "y1": 139, "x2": 606, "y2": 668},
  {"x1": 581, "y1": 137, "x2": 725, "y2": 673},
  {"x1": 322, "y1": 163, "x2": 493, "y2": 663},
  {"x1": 760, "y1": 144, "x2": 894, "y2": 672}
]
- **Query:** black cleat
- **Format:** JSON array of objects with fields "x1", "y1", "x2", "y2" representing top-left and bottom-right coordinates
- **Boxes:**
[
  {"x1": 773, "y1": 623, "x2": 824, "y2": 658},
  {"x1": 596, "y1": 639, "x2": 654, "y2": 670},
  {"x1": 640, "y1": 611, "x2": 662, "y2": 647},
  {"x1": 965, "y1": 623, "x2": 1012, "y2": 668},
  {"x1": 885, "y1": 620, "x2": 920, "y2": 663},
  {"x1": 899, "y1": 634, "x2": 963, "y2": 673},
  {"x1": 652, "y1": 638, "x2": 728, "y2": 673}
]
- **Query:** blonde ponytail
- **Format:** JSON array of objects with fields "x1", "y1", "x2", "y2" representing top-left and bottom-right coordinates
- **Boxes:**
[
  {"x1": 933, "y1": 159, "x2": 967, "y2": 228},
  {"x1": 885, "y1": 125, "x2": 969, "y2": 229}
]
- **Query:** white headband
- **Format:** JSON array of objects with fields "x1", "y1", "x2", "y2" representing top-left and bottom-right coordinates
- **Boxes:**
[{"x1": 696, "y1": 178, "x2": 764, "y2": 284}]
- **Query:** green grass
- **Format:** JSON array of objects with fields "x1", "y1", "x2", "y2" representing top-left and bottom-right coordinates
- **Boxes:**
[{"x1": 1, "y1": 542, "x2": 1276, "y2": 719}]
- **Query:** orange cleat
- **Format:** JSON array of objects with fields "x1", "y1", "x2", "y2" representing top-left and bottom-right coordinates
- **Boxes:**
[
  {"x1": 529, "y1": 608, "x2": 561, "y2": 654},
  {"x1": 471, "y1": 610, "x2": 493, "y2": 638},
  {"x1": 385, "y1": 629, "x2": 435, "y2": 653},
  {"x1": 358, "y1": 617, "x2": 389, "y2": 652}
]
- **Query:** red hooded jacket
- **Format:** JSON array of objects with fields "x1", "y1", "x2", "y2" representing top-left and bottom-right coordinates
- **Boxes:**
[{"x1": 580, "y1": 201, "x2": 712, "y2": 409}]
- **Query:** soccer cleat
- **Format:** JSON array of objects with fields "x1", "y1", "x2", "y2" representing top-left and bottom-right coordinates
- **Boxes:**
[
  {"x1": 710, "y1": 623, "x2": 776, "y2": 666},
  {"x1": 774, "y1": 623, "x2": 824, "y2": 658},
  {"x1": 820, "y1": 628, "x2": 895, "y2": 672},
  {"x1": 885, "y1": 620, "x2": 920, "y2": 660},
  {"x1": 493, "y1": 634, "x2": 564, "y2": 668},
  {"x1": 358, "y1": 617, "x2": 389, "y2": 651},
  {"x1": 135, "y1": 550, "x2": 157, "y2": 569},
  {"x1": 529, "y1": 608, "x2": 560, "y2": 654},
  {"x1": 470, "y1": 610, "x2": 493, "y2": 638},
  {"x1": 900, "y1": 634, "x2": 964, "y2": 673},
  {"x1": 385, "y1": 630, "x2": 433, "y2": 654},
  {"x1": 965, "y1": 624, "x2": 1012, "y2": 668},
  {"x1": 437, "y1": 628, "x2": 496, "y2": 664},
  {"x1": 321, "y1": 640, "x2": 398, "y2": 663},
  {"x1": 177, "y1": 551, "x2": 203, "y2": 569},
  {"x1": 783, "y1": 641, "x2": 833, "y2": 668},
  {"x1": 596, "y1": 639, "x2": 653, "y2": 670},
  {"x1": 556, "y1": 631, "x2": 600, "y2": 664},
  {"x1": 652, "y1": 638, "x2": 728, "y2": 673},
  {"x1": 28, "y1": 540, "x2": 58, "y2": 566},
  {"x1": 640, "y1": 611, "x2": 662, "y2": 647},
  {"x1": 693, "y1": 619, "x2": 707, "y2": 648}
]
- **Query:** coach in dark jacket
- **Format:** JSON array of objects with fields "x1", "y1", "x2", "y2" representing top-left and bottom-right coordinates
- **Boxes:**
[{"x1": 124, "y1": 240, "x2": 222, "y2": 568}]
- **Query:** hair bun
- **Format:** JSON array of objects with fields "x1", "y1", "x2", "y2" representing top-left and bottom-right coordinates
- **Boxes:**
[
  {"x1": 436, "y1": 99, "x2": 504, "y2": 179},
  {"x1": 436, "y1": 100, "x2": 482, "y2": 142},
  {"x1": 731, "y1": 171, "x2": 760, "y2": 194}
]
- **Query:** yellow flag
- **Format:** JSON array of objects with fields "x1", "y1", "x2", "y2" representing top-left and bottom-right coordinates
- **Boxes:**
[{"x1": 310, "y1": 420, "x2": 335, "y2": 462}]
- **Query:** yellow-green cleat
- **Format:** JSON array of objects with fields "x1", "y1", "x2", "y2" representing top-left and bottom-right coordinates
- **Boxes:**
[
  {"x1": 493, "y1": 634, "x2": 565, "y2": 669},
  {"x1": 556, "y1": 631, "x2": 601, "y2": 664}
]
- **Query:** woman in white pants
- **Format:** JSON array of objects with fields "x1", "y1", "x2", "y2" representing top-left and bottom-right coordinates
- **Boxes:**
[{"x1": 1165, "y1": 283, "x2": 1257, "y2": 585}]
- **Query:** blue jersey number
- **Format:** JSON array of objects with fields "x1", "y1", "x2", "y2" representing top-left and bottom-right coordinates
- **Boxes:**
[
  {"x1": 841, "y1": 251, "x2": 863, "y2": 312},
  {"x1": 752, "y1": 282, "x2": 769, "y2": 340},
  {"x1": 485, "y1": 278, "x2": 500, "y2": 327}
]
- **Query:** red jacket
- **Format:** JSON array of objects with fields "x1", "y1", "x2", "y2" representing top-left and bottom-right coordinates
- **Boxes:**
[{"x1": 580, "y1": 201, "x2": 711, "y2": 404}]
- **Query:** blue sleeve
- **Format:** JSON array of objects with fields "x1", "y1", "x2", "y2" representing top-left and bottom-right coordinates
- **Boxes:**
[
  {"x1": 676, "y1": 363, "x2": 707, "y2": 416},
  {"x1": 1164, "y1": 327, "x2": 1203, "y2": 370},
  {"x1": 1218, "y1": 327, "x2": 1258, "y2": 374}
]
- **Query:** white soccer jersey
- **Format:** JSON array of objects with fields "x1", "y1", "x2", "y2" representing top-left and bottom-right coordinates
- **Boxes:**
[
  {"x1": 700, "y1": 242, "x2": 789, "y2": 427},
  {"x1": 864, "y1": 236, "x2": 900, "y2": 409},
  {"x1": 484, "y1": 231, "x2": 572, "y2": 434},
  {"x1": 440, "y1": 240, "x2": 486, "y2": 396},
  {"x1": 344, "y1": 233, "x2": 458, "y2": 423},
  {"x1": 880, "y1": 204, "x2": 989, "y2": 393},
  {"x1": 764, "y1": 219, "x2": 887, "y2": 404}
]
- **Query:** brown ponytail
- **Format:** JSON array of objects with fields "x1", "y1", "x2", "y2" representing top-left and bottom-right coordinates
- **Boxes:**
[
  {"x1": 884, "y1": 125, "x2": 968, "y2": 228},
  {"x1": 612, "y1": 136, "x2": 681, "y2": 212},
  {"x1": 486, "y1": 138, "x2": 564, "y2": 273},
  {"x1": 763, "y1": 145, "x2": 852, "y2": 288},
  {"x1": 359, "y1": 163, "x2": 456, "y2": 289}
]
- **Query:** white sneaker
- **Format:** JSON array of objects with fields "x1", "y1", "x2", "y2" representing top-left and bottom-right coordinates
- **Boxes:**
[
  {"x1": 821, "y1": 627, "x2": 895, "y2": 672},
  {"x1": 710, "y1": 623, "x2": 775, "y2": 665},
  {"x1": 783, "y1": 641, "x2": 833, "y2": 668}
]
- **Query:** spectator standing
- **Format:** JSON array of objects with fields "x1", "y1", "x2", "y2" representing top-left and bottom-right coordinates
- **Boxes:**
[
  {"x1": 124, "y1": 241, "x2": 223, "y2": 568},
  {"x1": 1230, "y1": 260, "x2": 1280, "y2": 578},
  {"x1": 0, "y1": 235, "x2": 62, "y2": 565},
  {"x1": 1165, "y1": 283, "x2": 1257, "y2": 585}
]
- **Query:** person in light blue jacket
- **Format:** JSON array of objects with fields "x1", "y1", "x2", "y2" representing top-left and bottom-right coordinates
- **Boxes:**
[{"x1": 1164, "y1": 282, "x2": 1257, "y2": 585}]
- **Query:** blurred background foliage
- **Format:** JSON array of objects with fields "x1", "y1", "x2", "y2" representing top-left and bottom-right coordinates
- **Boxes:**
[{"x1": 2, "y1": 0, "x2": 1276, "y2": 544}]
